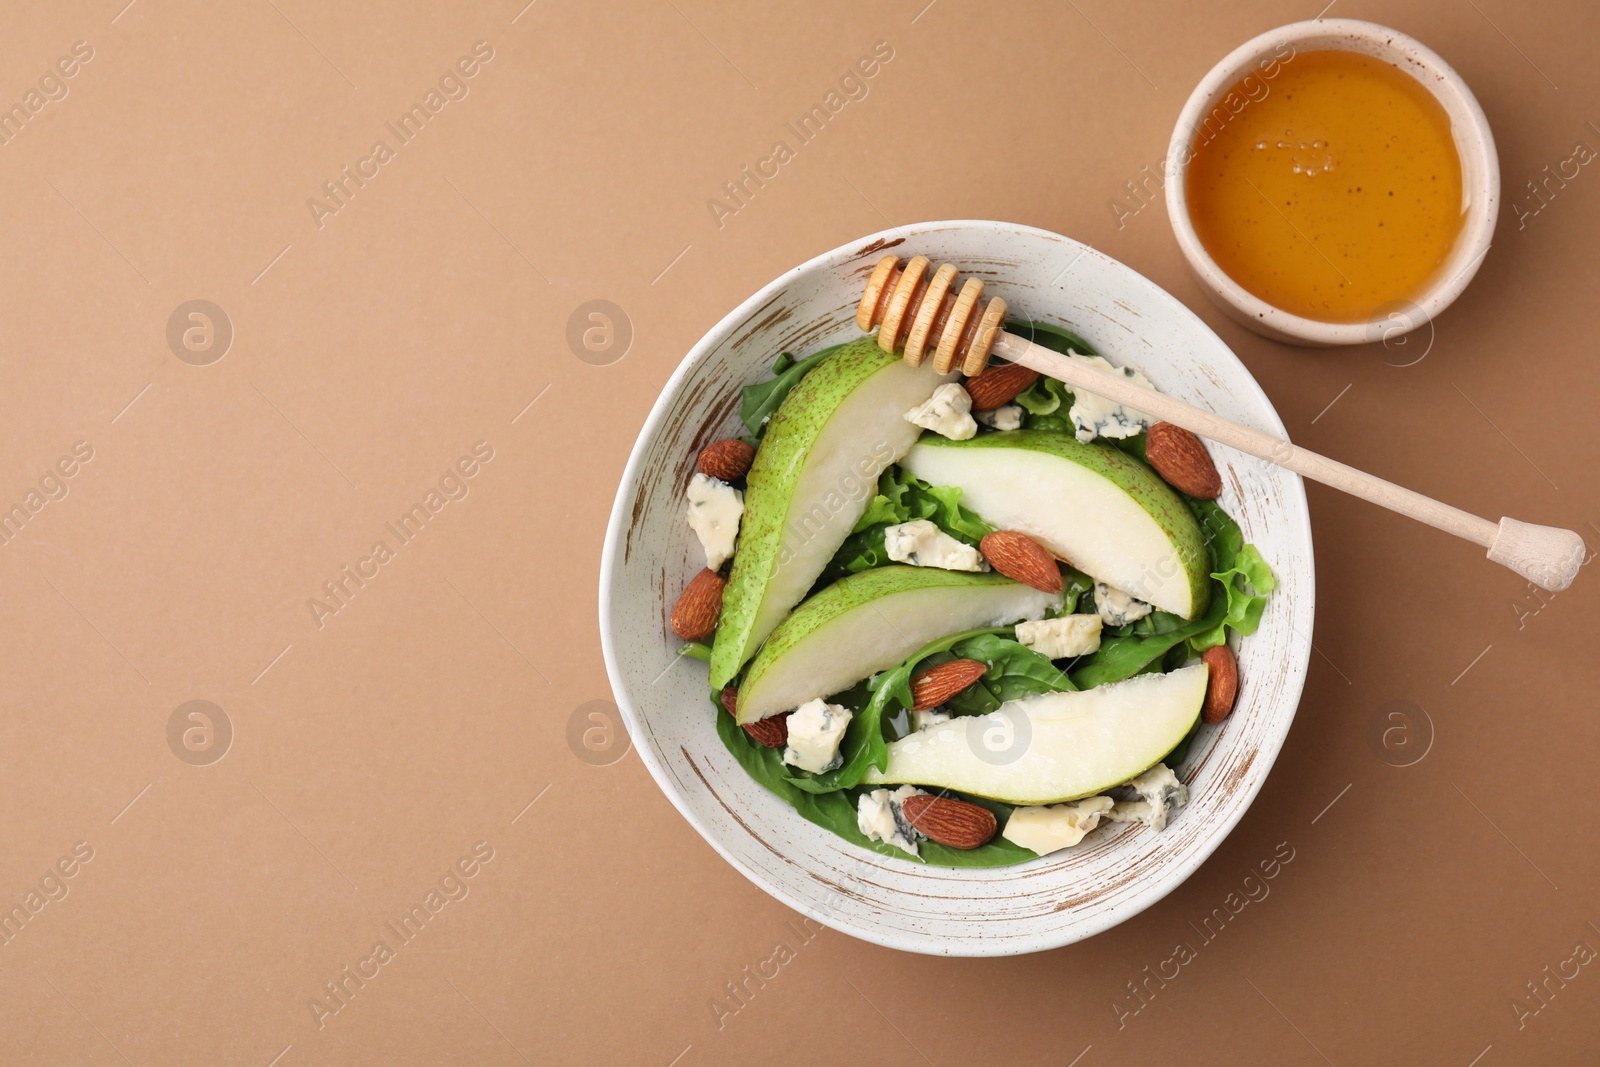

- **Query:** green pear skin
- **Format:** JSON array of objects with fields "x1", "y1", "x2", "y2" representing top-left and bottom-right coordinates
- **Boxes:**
[
  {"x1": 735, "y1": 565, "x2": 1061, "y2": 723},
  {"x1": 902, "y1": 431, "x2": 1212, "y2": 618},
  {"x1": 710, "y1": 340, "x2": 953, "y2": 688}
]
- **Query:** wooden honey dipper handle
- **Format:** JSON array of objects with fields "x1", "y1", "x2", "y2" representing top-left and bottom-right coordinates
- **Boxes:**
[{"x1": 856, "y1": 254, "x2": 1587, "y2": 593}]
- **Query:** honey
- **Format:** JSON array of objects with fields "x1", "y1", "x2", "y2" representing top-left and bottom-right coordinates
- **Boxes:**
[{"x1": 1184, "y1": 50, "x2": 1466, "y2": 323}]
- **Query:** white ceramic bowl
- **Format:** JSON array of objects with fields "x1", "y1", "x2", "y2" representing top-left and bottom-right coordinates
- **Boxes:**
[
  {"x1": 599, "y1": 221, "x2": 1315, "y2": 955},
  {"x1": 1165, "y1": 19, "x2": 1499, "y2": 346}
]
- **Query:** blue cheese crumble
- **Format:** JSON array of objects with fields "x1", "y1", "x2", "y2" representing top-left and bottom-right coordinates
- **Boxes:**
[
  {"x1": 883, "y1": 519, "x2": 988, "y2": 572},
  {"x1": 782, "y1": 698, "x2": 852, "y2": 774},
  {"x1": 1015, "y1": 614, "x2": 1103, "y2": 659},
  {"x1": 1094, "y1": 582, "x2": 1153, "y2": 627},
  {"x1": 857, "y1": 785, "x2": 927, "y2": 856},
  {"x1": 1002, "y1": 796, "x2": 1115, "y2": 855},
  {"x1": 1066, "y1": 353, "x2": 1154, "y2": 443},
  {"x1": 904, "y1": 383, "x2": 978, "y2": 441},
  {"x1": 974, "y1": 402, "x2": 1024, "y2": 431},
  {"x1": 1105, "y1": 764, "x2": 1188, "y2": 831},
  {"x1": 685, "y1": 473, "x2": 744, "y2": 571}
]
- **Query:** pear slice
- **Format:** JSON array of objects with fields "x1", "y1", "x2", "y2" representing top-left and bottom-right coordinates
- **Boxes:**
[
  {"x1": 901, "y1": 431, "x2": 1211, "y2": 618},
  {"x1": 735, "y1": 566, "x2": 1060, "y2": 724},
  {"x1": 710, "y1": 340, "x2": 955, "y2": 688},
  {"x1": 861, "y1": 662, "x2": 1207, "y2": 804}
]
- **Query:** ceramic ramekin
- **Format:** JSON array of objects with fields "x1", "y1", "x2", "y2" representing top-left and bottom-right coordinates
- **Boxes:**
[{"x1": 1165, "y1": 18, "x2": 1499, "y2": 347}]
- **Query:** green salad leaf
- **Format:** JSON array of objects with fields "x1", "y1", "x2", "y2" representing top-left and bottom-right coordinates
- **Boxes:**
[
  {"x1": 781, "y1": 626, "x2": 1012, "y2": 794},
  {"x1": 715, "y1": 693, "x2": 1037, "y2": 867},
  {"x1": 1007, "y1": 321, "x2": 1095, "y2": 430},
  {"x1": 715, "y1": 702, "x2": 906, "y2": 856},
  {"x1": 820, "y1": 467, "x2": 996, "y2": 581},
  {"x1": 940, "y1": 632, "x2": 1077, "y2": 715},
  {"x1": 1014, "y1": 375, "x2": 1070, "y2": 417},
  {"x1": 739, "y1": 344, "x2": 841, "y2": 439},
  {"x1": 1190, "y1": 543, "x2": 1277, "y2": 651},
  {"x1": 1070, "y1": 602, "x2": 1224, "y2": 689},
  {"x1": 1069, "y1": 497, "x2": 1275, "y2": 687}
]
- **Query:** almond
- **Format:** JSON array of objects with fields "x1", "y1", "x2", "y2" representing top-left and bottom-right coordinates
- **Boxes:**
[
  {"x1": 964, "y1": 362, "x2": 1040, "y2": 410},
  {"x1": 979, "y1": 530, "x2": 1063, "y2": 593},
  {"x1": 697, "y1": 439, "x2": 755, "y2": 481},
  {"x1": 910, "y1": 659, "x2": 989, "y2": 710},
  {"x1": 1145, "y1": 422, "x2": 1222, "y2": 499},
  {"x1": 670, "y1": 569, "x2": 724, "y2": 640},
  {"x1": 1201, "y1": 644, "x2": 1239, "y2": 724},
  {"x1": 720, "y1": 686, "x2": 789, "y2": 747},
  {"x1": 743, "y1": 714, "x2": 789, "y2": 748},
  {"x1": 900, "y1": 794, "x2": 997, "y2": 849}
]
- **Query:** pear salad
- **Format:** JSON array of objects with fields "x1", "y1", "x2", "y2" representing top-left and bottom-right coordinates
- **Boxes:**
[{"x1": 670, "y1": 323, "x2": 1275, "y2": 867}]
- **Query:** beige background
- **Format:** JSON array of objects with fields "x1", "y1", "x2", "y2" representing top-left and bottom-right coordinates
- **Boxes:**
[{"x1": 1, "y1": 0, "x2": 1597, "y2": 1063}]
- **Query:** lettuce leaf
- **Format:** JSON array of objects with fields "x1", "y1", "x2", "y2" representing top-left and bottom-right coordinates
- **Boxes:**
[
  {"x1": 1070, "y1": 499, "x2": 1275, "y2": 686},
  {"x1": 1189, "y1": 543, "x2": 1277, "y2": 651},
  {"x1": 820, "y1": 467, "x2": 996, "y2": 581}
]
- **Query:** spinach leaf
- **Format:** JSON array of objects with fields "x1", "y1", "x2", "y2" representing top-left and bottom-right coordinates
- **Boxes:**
[
  {"x1": 714, "y1": 701, "x2": 908, "y2": 857},
  {"x1": 1069, "y1": 597, "x2": 1224, "y2": 689},
  {"x1": 716, "y1": 694, "x2": 1037, "y2": 867},
  {"x1": 943, "y1": 633, "x2": 1077, "y2": 715},
  {"x1": 1189, "y1": 497, "x2": 1245, "y2": 574},
  {"x1": 1054, "y1": 568, "x2": 1094, "y2": 617},
  {"x1": 739, "y1": 344, "x2": 841, "y2": 439}
]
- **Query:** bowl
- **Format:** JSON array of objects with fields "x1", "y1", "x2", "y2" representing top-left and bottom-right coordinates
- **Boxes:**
[
  {"x1": 1165, "y1": 19, "x2": 1499, "y2": 347},
  {"x1": 599, "y1": 220, "x2": 1315, "y2": 955}
]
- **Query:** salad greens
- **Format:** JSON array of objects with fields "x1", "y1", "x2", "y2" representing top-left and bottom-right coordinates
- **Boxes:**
[
  {"x1": 820, "y1": 466, "x2": 995, "y2": 582},
  {"x1": 716, "y1": 700, "x2": 1038, "y2": 866},
  {"x1": 738, "y1": 345, "x2": 843, "y2": 442},
  {"x1": 704, "y1": 321, "x2": 1275, "y2": 865}
]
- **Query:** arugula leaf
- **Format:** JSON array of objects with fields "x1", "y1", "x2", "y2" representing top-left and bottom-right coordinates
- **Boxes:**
[{"x1": 739, "y1": 344, "x2": 841, "y2": 438}]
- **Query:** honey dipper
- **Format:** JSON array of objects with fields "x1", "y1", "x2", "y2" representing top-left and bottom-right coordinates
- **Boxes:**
[{"x1": 857, "y1": 254, "x2": 1586, "y2": 592}]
